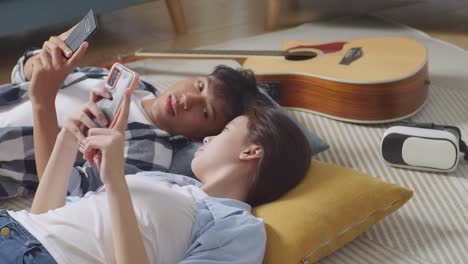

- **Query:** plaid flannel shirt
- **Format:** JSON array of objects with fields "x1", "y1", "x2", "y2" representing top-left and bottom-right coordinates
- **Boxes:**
[{"x1": 0, "y1": 49, "x2": 182, "y2": 199}]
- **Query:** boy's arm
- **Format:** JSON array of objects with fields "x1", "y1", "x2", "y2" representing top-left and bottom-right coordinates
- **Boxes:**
[
  {"x1": 23, "y1": 53, "x2": 40, "y2": 82},
  {"x1": 29, "y1": 36, "x2": 87, "y2": 211},
  {"x1": 29, "y1": 39, "x2": 88, "y2": 179},
  {"x1": 11, "y1": 49, "x2": 39, "y2": 83}
]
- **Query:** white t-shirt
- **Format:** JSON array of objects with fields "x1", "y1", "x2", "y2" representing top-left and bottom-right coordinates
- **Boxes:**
[
  {"x1": 9, "y1": 175, "x2": 207, "y2": 264},
  {"x1": 0, "y1": 78, "x2": 156, "y2": 127}
]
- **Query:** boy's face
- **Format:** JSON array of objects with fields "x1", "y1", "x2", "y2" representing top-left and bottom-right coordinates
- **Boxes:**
[{"x1": 143, "y1": 76, "x2": 228, "y2": 139}]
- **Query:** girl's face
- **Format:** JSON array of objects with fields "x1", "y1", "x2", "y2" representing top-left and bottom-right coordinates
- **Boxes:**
[{"x1": 191, "y1": 115, "x2": 251, "y2": 179}]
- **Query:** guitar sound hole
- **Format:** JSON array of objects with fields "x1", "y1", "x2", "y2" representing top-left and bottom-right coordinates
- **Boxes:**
[{"x1": 285, "y1": 51, "x2": 317, "y2": 61}]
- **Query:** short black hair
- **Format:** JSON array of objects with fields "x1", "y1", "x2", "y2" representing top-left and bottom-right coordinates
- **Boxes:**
[
  {"x1": 210, "y1": 65, "x2": 259, "y2": 122},
  {"x1": 245, "y1": 106, "x2": 312, "y2": 207}
]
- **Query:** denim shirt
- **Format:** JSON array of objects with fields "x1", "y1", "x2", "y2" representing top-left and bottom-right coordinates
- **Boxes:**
[{"x1": 68, "y1": 171, "x2": 266, "y2": 264}]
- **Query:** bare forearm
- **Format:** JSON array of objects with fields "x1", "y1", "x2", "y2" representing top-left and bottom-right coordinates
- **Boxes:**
[
  {"x1": 79, "y1": 89, "x2": 140, "y2": 263},
  {"x1": 24, "y1": 54, "x2": 39, "y2": 81},
  {"x1": 105, "y1": 169, "x2": 150, "y2": 264},
  {"x1": 32, "y1": 103, "x2": 59, "y2": 180},
  {"x1": 31, "y1": 131, "x2": 78, "y2": 214}
]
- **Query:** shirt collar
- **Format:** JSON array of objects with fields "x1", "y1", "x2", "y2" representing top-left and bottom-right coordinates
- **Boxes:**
[
  {"x1": 136, "y1": 171, "x2": 204, "y2": 188},
  {"x1": 203, "y1": 197, "x2": 252, "y2": 222},
  {"x1": 136, "y1": 171, "x2": 252, "y2": 221}
]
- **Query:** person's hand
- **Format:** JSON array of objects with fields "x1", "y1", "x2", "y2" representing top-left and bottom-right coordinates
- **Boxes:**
[
  {"x1": 83, "y1": 86, "x2": 114, "y2": 128},
  {"x1": 29, "y1": 26, "x2": 88, "y2": 106},
  {"x1": 24, "y1": 25, "x2": 79, "y2": 81},
  {"x1": 72, "y1": 86, "x2": 114, "y2": 167},
  {"x1": 60, "y1": 86, "x2": 113, "y2": 144},
  {"x1": 79, "y1": 90, "x2": 131, "y2": 184},
  {"x1": 90, "y1": 85, "x2": 113, "y2": 103},
  {"x1": 59, "y1": 86, "x2": 114, "y2": 164},
  {"x1": 84, "y1": 86, "x2": 114, "y2": 128}
]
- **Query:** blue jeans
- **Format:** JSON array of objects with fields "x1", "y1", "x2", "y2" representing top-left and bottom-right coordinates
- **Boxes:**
[{"x1": 0, "y1": 210, "x2": 56, "y2": 264}]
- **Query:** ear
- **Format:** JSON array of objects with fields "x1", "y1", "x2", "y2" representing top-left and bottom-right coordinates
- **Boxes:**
[{"x1": 239, "y1": 144, "x2": 263, "y2": 161}]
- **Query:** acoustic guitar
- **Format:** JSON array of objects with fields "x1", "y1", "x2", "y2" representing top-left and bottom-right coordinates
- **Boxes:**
[{"x1": 99, "y1": 37, "x2": 429, "y2": 123}]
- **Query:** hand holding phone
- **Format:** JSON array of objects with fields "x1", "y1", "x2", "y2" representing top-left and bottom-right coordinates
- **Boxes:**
[
  {"x1": 96, "y1": 63, "x2": 139, "y2": 128},
  {"x1": 65, "y1": 9, "x2": 98, "y2": 53}
]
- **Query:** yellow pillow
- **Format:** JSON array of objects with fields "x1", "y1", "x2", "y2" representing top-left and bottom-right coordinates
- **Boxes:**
[{"x1": 253, "y1": 160, "x2": 413, "y2": 264}]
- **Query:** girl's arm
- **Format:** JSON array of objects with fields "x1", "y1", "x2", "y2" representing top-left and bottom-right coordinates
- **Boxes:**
[
  {"x1": 104, "y1": 160, "x2": 151, "y2": 264},
  {"x1": 82, "y1": 91, "x2": 150, "y2": 264},
  {"x1": 31, "y1": 129, "x2": 78, "y2": 214},
  {"x1": 31, "y1": 101, "x2": 59, "y2": 181},
  {"x1": 30, "y1": 102, "x2": 108, "y2": 214}
]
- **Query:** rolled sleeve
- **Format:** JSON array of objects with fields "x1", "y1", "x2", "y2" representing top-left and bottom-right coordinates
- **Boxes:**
[
  {"x1": 11, "y1": 48, "x2": 41, "y2": 83},
  {"x1": 180, "y1": 213, "x2": 266, "y2": 264}
]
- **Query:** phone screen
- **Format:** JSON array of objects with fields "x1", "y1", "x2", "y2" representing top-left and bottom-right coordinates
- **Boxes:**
[{"x1": 95, "y1": 64, "x2": 139, "y2": 128}]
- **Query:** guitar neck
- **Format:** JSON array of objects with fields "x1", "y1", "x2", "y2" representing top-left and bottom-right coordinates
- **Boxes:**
[{"x1": 135, "y1": 49, "x2": 286, "y2": 64}]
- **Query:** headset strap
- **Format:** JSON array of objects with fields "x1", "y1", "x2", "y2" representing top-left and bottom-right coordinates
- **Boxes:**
[{"x1": 460, "y1": 140, "x2": 468, "y2": 161}]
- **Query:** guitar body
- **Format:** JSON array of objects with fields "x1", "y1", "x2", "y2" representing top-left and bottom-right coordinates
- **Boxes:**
[
  {"x1": 101, "y1": 37, "x2": 429, "y2": 123},
  {"x1": 243, "y1": 38, "x2": 429, "y2": 123}
]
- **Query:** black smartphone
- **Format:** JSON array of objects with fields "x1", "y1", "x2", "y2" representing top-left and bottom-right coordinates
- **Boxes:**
[{"x1": 65, "y1": 9, "x2": 98, "y2": 53}]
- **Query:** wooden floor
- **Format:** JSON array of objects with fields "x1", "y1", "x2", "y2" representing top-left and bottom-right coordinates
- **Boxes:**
[{"x1": 0, "y1": 0, "x2": 466, "y2": 84}]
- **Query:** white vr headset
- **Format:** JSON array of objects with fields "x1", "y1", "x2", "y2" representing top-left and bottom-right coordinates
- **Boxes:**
[{"x1": 381, "y1": 121, "x2": 468, "y2": 172}]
